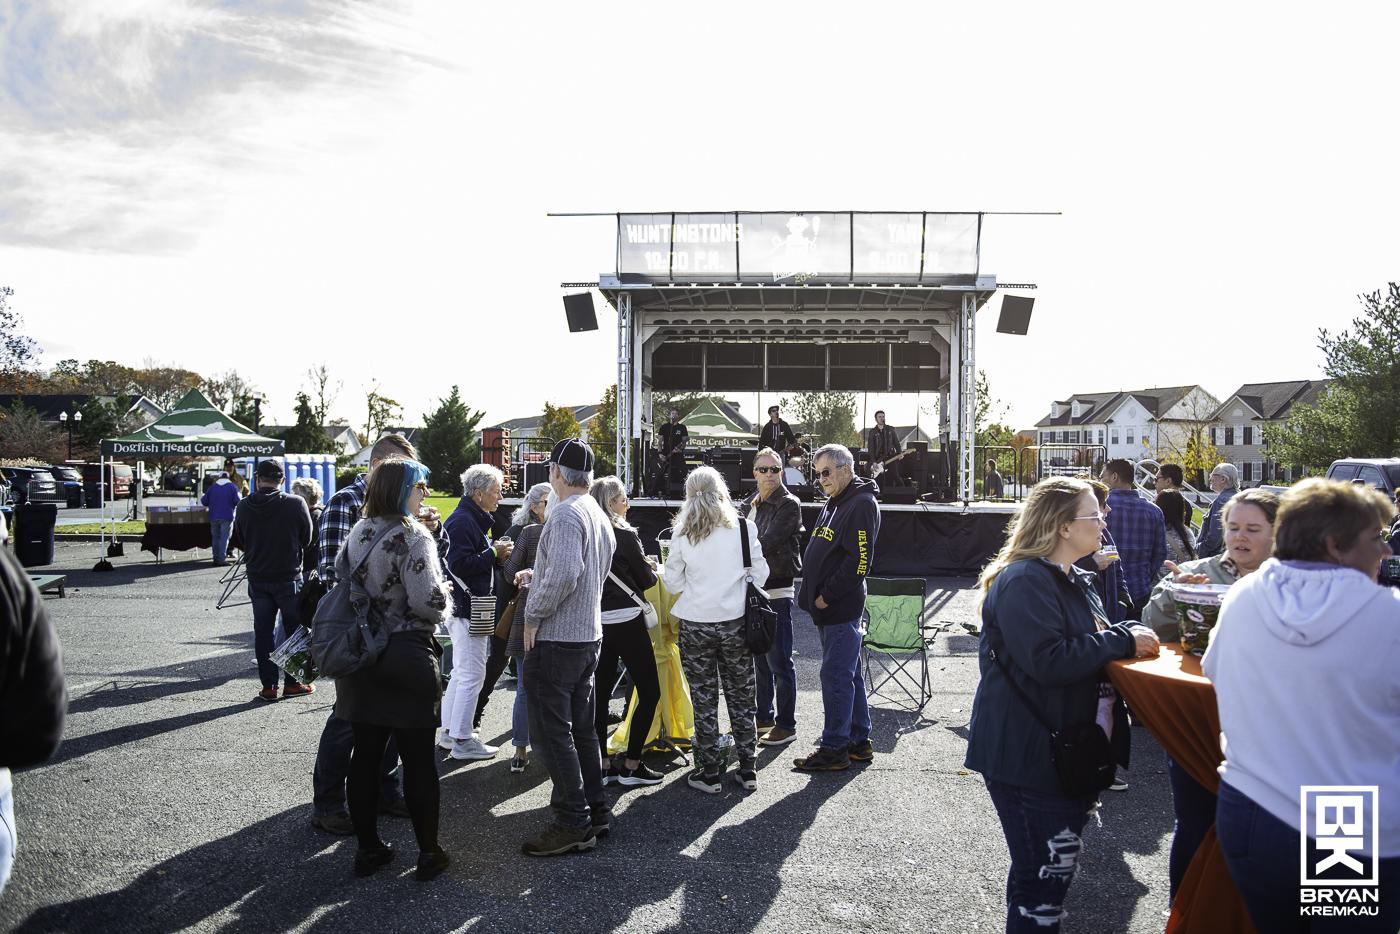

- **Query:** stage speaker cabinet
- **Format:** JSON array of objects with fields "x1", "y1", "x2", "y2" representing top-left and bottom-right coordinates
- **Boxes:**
[
  {"x1": 563, "y1": 292, "x2": 598, "y2": 332},
  {"x1": 718, "y1": 463, "x2": 744, "y2": 494},
  {"x1": 880, "y1": 489, "x2": 919, "y2": 505},
  {"x1": 996, "y1": 295, "x2": 1035, "y2": 335},
  {"x1": 792, "y1": 484, "x2": 816, "y2": 503},
  {"x1": 523, "y1": 461, "x2": 550, "y2": 489}
]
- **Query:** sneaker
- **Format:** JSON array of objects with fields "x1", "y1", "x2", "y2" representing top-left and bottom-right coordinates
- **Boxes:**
[
  {"x1": 602, "y1": 763, "x2": 620, "y2": 786},
  {"x1": 521, "y1": 822, "x2": 597, "y2": 857},
  {"x1": 438, "y1": 729, "x2": 454, "y2": 751},
  {"x1": 847, "y1": 739, "x2": 874, "y2": 762},
  {"x1": 760, "y1": 727, "x2": 798, "y2": 747},
  {"x1": 687, "y1": 769, "x2": 722, "y2": 794},
  {"x1": 282, "y1": 682, "x2": 316, "y2": 697},
  {"x1": 616, "y1": 762, "x2": 664, "y2": 786},
  {"x1": 510, "y1": 756, "x2": 529, "y2": 773},
  {"x1": 1110, "y1": 773, "x2": 1129, "y2": 792},
  {"x1": 733, "y1": 764, "x2": 758, "y2": 791},
  {"x1": 590, "y1": 807, "x2": 613, "y2": 839},
  {"x1": 353, "y1": 843, "x2": 394, "y2": 877},
  {"x1": 378, "y1": 798, "x2": 411, "y2": 818},
  {"x1": 448, "y1": 737, "x2": 499, "y2": 761},
  {"x1": 310, "y1": 811, "x2": 355, "y2": 835},
  {"x1": 416, "y1": 846, "x2": 450, "y2": 881},
  {"x1": 255, "y1": 687, "x2": 279, "y2": 703},
  {"x1": 794, "y1": 747, "x2": 851, "y2": 771},
  {"x1": 756, "y1": 720, "x2": 776, "y2": 732}
]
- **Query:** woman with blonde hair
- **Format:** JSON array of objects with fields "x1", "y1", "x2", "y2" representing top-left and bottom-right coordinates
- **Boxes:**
[
  {"x1": 588, "y1": 476, "x2": 663, "y2": 785},
  {"x1": 964, "y1": 477, "x2": 1159, "y2": 933},
  {"x1": 662, "y1": 466, "x2": 768, "y2": 794}
]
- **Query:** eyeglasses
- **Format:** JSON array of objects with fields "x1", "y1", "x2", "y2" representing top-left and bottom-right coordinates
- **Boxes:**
[
  {"x1": 413, "y1": 482, "x2": 429, "y2": 492},
  {"x1": 1073, "y1": 511, "x2": 1106, "y2": 522},
  {"x1": 817, "y1": 466, "x2": 848, "y2": 479},
  {"x1": 755, "y1": 466, "x2": 781, "y2": 474}
]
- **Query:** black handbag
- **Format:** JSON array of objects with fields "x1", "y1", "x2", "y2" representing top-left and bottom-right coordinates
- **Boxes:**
[
  {"x1": 738, "y1": 518, "x2": 777, "y2": 655},
  {"x1": 991, "y1": 649, "x2": 1115, "y2": 797}
]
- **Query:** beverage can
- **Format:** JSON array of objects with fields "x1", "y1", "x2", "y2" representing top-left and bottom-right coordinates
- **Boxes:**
[
  {"x1": 1169, "y1": 583, "x2": 1232, "y2": 656},
  {"x1": 716, "y1": 733, "x2": 734, "y2": 769}
]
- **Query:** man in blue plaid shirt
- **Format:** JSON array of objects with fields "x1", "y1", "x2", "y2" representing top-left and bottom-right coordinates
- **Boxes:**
[
  {"x1": 1101, "y1": 458, "x2": 1167, "y2": 621},
  {"x1": 309, "y1": 433, "x2": 451, "y2": 835}
]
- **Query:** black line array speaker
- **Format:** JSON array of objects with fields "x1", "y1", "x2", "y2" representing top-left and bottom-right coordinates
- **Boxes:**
[
  {"x1": 996, "y1": 295, "x2": 1035, "y2": 335},
  {"x1": 563, "y1": 292, "x2": 598, "y2": 332}
]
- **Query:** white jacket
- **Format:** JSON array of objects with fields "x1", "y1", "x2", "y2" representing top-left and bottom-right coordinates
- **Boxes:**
[
  {"x1": 1203, "y1": 558, "x2": 1400, "y2": 857},
  {"x1": 662, "y1": 520, "x2": 769, "y2": 623}
]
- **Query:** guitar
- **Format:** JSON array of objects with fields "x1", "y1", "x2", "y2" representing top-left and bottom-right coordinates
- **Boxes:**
[{"x1": 870, "y1": 449, "x2": 916, "y2": 479}]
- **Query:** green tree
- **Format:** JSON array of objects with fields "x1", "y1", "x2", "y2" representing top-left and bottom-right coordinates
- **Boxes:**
[
  {"x1": 231, "y1": 392, "x2": 259, "y2": 430},
  {"x1": 0, "y1": 286, "x2": 41, "y2": 393},
  {"x1": 276, "y1": 392, "x2": 340, "y2": 454},
  {"x1": 538, "y1": 401, "x2": 583, "y2": 449},
  {"x1": 77, "y1": 394, "x2": 118, "y2": 447},
  {"x1": 975, "y1": 369, "x2": 1015, "y2": 449},
  {"x1": 0, "y1": 399, "x2": 54, "y2": 459},
  {"x1": 588, "y1": 384, "x2": 617, "y2": 476},
  {"x1": 418, "y1": 386, "x2": 484, "y2": 495},
  {"x1": 778, "y1": 391, "x2": 861, "y2": 448},
  {"x1": 1263, "y1": 283, "x2": 1400, "y2": 471}
]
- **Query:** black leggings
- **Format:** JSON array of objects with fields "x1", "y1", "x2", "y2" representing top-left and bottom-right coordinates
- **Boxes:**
[
  {"x1": 595, "y1": 614, "x2": 663, "y2": 761},
  {"x1": 347, "y1": 722, "x2": 439, "y2": 852}
]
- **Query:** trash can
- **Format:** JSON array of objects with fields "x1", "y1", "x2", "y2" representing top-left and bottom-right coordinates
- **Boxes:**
[
  {"x1": 83, "y1": 482, "x2": 101, "y2": 508},
  {"x1": 65, "y1": 482, "x2": 83, "y2": 508},
  {"x1": 14, "y1": 503, "x2": 58, "y2": 568}
]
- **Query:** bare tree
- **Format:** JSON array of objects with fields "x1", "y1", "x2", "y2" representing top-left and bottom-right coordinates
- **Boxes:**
[
  {"x1": 201, "y1": 369, "x2": 256, "y2": 412},
  {"x1": 305, "y1": 363, "x2": 342, "y2": 426}
]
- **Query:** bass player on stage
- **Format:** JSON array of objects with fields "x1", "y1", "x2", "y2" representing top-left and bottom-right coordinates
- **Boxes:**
[
  {"x1": 865, "y1": 411, "x2": 908, "y2": 488},
  {"x1": 655, "y1": 407, "x2": 690, "y2": 496}
]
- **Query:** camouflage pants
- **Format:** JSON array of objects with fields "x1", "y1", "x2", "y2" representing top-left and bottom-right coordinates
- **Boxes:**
[{"x1": 678, "y1": 616, "x2": 757, "y2": 772}]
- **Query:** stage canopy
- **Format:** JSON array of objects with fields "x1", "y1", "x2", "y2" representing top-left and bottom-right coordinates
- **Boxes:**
[
  {"x1": 100, "y1": 388, "x2": 285, "y2": 457},
  {"x1": 680, "y1": 397, "x2": 757, "y2": 442}
]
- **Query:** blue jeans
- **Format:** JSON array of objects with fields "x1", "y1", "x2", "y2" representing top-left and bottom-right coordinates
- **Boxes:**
[
  {"x1": 312, "y1": 710, "x2": 403, "y2": 817},
  {"x1": 755, "y1": 597, "x2": 796, "y2": 730},
  {"x1": 248, "y1": 580, "x2": 302, "y2": 689},
  {"x1": 512, "y1": 658, "x2": 529, "y2": 748},
  {"x1": 817, "y1": 616, "x2": 870, "y2": 750},
  {"x1": 210, "y1": 519, "x2": 232, "y2": 562},
  {"x1": 0, "y1": 768, "x2": 13, "y2": 896},
  {"x1": 1166, "y1": 752, "x2": 1217, "y2": 900},
  {"x1": 1217, "y1": 781, "x2": 1400, "y2": 933},
  {"x1": 524, "y1": 639, "x2": 605, "y2": 829},
  {"x1": 985, "y1": 777, "x2": 1100, "y2": 934}
]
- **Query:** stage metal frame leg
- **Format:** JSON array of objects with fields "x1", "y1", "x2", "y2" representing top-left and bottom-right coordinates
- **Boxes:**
[
  {"x1": 616, "y1": 291, "x2": 636, "y2": 495},
  {"x1": 959, "y1": 292, "x2": 977, "y2": 503}
]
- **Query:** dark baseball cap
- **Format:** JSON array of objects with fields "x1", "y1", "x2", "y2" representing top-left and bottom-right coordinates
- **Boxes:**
[
  {"x1": 255, "y1": 459, "x2": 284, "y2": 480},
  {"x1": 551, "y1": 438, "x2": 593, "y2": 472}
]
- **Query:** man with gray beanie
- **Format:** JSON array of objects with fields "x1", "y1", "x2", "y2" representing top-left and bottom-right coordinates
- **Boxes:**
[{"x1": 518, "y1": 439, "x2": 616, "y2": 856}]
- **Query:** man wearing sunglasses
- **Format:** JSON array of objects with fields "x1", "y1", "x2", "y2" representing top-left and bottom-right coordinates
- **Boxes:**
[
  {"x1": 758, "y1": 405, "x2": 796, "y2": 456},
  {"x1": 795, "y1": 444, "x2": 880, "y2": 771},
  {"x1": 739, "y1": 447, "x2": 804, "y2": 747}
]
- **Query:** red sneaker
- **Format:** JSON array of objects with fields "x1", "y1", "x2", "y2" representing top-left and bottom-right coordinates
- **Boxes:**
[
  {"x1": 282, "y1": 683, "x2": 316, "y2": 697},
  {"x1": 255, "y1": 687, "x2": 280, "y2": 703}
]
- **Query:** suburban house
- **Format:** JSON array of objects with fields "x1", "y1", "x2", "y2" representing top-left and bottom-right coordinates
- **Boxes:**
[
  {"x1": 1035, "y1": 386, "x2": 1221, "y2": 467},
  {"x1": 1211, "y1": 380, "x2": 1329, "y2": 482},
  {"x1": 350, "y1": 427, "x2": 422, "y2": 467},
  {"x1": 262, "y1": 424, "x2": 363, "y2": 458}
]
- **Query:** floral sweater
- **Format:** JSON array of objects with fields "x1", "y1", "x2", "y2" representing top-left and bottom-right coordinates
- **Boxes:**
[{"x1": 344, "y1": 516, "x2": 451, "y2": 635}]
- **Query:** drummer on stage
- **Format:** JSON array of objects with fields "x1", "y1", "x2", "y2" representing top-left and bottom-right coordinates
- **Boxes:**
[
  {"x1": 655, "y1": 407, "x2": 690, "y2": 496},
  {"x1": 865, "y1": 411, "x2": 907, "y2": 488},
  {"x1": 759, "y1": 405, "x2": 796, "y2": 455}
]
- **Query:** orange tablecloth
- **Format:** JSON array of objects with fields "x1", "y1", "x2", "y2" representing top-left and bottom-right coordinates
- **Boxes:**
[{"x1": 1107, "y1": 645, "x2": 1256, "y2": 934}]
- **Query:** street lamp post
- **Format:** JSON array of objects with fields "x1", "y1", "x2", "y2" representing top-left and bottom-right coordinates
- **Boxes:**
[{"x1": 58, "y1": 410, "x2": 81, "y2": 460}]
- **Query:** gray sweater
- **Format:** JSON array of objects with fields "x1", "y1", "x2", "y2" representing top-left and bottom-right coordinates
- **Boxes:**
[{"x1": 523, "y1": 493, "x2": 616, "y2": 643}]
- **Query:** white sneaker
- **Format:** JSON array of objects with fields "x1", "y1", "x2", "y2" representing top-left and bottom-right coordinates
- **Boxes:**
[
  {"x1": 438, "y1": 730, "x2": 454, "y2": 751},
  {"x1": 449, "y1": 737, "x2": 499, "y2": 760}
]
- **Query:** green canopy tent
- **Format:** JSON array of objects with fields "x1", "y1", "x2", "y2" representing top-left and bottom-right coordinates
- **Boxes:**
[
  {"x1": 679, "y1": 397, "x2": 757, "y2": 444},
  {"x1": 95, "y1": 388, "x2": 283, "y2": 566}
]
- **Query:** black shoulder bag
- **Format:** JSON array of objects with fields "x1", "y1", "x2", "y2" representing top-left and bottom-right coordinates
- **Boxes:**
[
  {"x1": 990, "y1": 648, "x2": 1115, "y2": 797},
  {"x1": 738, "y1": 518, "x2": 777, "y2": 655}
]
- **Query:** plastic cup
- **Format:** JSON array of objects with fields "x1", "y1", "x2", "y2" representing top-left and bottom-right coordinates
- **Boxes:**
[
  {"x1": 656, "y1": 532, "x2": 672, "y2": 564},
  {"x1": 1169, "y1": 583, "x2": 1232, "y2": 655}
]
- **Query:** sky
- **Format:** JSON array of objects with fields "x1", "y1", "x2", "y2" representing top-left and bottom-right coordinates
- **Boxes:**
[{"x1": 2, "y1": 1, "x2": 1398, "y2": 438}]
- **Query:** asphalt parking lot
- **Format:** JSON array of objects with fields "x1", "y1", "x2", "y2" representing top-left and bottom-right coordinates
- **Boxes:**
[{"x1": 1, "y1": 542, "x2": 1177, "y2": 933}]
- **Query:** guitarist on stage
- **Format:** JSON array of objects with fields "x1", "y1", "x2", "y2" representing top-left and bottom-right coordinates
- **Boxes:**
[
  {"x1": 656, "y1": 407, "x2": 690, "y2": 496},
  {"x1": 865, "y1": 410, "x2": 907, "y2": 488},
  {"x1": 759, "y1": 405, "x2": 796, "y2": 455}
]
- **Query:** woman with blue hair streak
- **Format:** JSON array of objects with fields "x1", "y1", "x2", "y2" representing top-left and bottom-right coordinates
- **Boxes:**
[{"x1": 336, "y1": 457, "x2": 453, "y2": 882}]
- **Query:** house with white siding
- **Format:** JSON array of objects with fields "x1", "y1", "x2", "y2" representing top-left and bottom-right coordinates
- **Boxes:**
[{"x1": 1035, "y1": 385, "x2": 1220, "y2": 468}]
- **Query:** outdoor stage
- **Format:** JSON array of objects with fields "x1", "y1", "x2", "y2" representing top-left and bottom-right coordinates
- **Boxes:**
[{"x1": 494, "y1": 498, "x2": 1017, "y2": 577}]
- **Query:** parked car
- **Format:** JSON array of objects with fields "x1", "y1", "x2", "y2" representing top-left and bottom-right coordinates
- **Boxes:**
[
  {"x1": 81, "y1": 462, "x2": 135, "y2": 500},
  {"x1": 163, "y1": 468, "x2": 197, "y2": 491},
  {"x1": 1325, "y1": 458, "x2": 1400, "y2": 497},
  {"x1": 0, "y1": 467, "x2": 61, "y2": 505}
]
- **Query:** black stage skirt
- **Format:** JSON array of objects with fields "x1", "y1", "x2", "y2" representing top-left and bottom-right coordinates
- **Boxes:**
[{"x1": 335, "y1": 629, "x2": 443, "y2": 729}]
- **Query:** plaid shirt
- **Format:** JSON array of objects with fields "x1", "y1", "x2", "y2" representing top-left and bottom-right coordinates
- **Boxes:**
[
  {"x1": 317, "y1": 473, "x2": 449, "y2": 583},
  {"x1": 1105, "y1": 487, "x2": 1168, "y2": 605}
]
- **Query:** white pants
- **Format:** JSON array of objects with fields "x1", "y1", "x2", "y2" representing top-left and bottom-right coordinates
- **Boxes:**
[{"x1": 440, "y1": 617, "x2": 489, "y2": 740}]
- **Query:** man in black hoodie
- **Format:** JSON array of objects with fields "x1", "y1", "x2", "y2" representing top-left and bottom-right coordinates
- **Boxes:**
[
  {"x1": 795, "y1": 443, "x2": 880, "y2": 771},
  {"x1": 0, "y1": 547, "x2": 66, "y2": 894},
  {"x1": 235, "y1": 459, "x2": 314, "y2": 703}
]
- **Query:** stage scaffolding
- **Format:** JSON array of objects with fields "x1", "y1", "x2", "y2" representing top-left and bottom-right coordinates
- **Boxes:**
[{"x1": 561, "y1": 211, "x2": 1031, "y2": 503}]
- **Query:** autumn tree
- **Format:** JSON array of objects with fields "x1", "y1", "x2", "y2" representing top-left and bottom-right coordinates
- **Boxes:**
[
  {"x1": 134, "y1": 358, "x2": 205, "y2": 411},
  {"x1": 538, "y1": 401, "x2": 583, "y2": 449},
  {"x1": 418, "y1": 386, "x2": 484, "y2": 495},
  {"x1": 587, "y1": 384, "x2": 617, "y2": 476}
]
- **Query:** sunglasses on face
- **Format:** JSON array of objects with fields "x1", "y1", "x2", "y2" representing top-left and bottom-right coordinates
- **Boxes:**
[
  {"x1": 413, "y1": 482, "x2": 428, "y2": 492},
  {"x1": 817, "y1": 466, "x2": 847, "y2": 479},
  {"x1": 755, "y1": 466, "x2": 781, "y2": 474}
]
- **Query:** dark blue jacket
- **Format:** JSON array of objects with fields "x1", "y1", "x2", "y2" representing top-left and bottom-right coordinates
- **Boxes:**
[
  {"x1": 964, "y1": 558, "x2": 1137, "y2": 795},
  {"x1": 1197, "y1": 486, "x2": 1237, "y2": 558},
  {"x1": 798, "y1": 475, "x2": 880, "y2": 625},
  {"x1": 443, "y1": 495, "x2": 497, "y2": 616},
  {"x1": 200, "y1": 479, "x2": 241, "y2": 522}
]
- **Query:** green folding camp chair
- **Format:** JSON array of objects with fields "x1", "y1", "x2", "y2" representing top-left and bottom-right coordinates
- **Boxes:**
[{"x1": 862, "y1": 577, "x2": 934, "y2": 708}]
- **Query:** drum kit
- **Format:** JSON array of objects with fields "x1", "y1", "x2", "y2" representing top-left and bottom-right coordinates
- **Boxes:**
[{"x1": 785, "y1": 435, "x2": 813, "y2": 485}]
